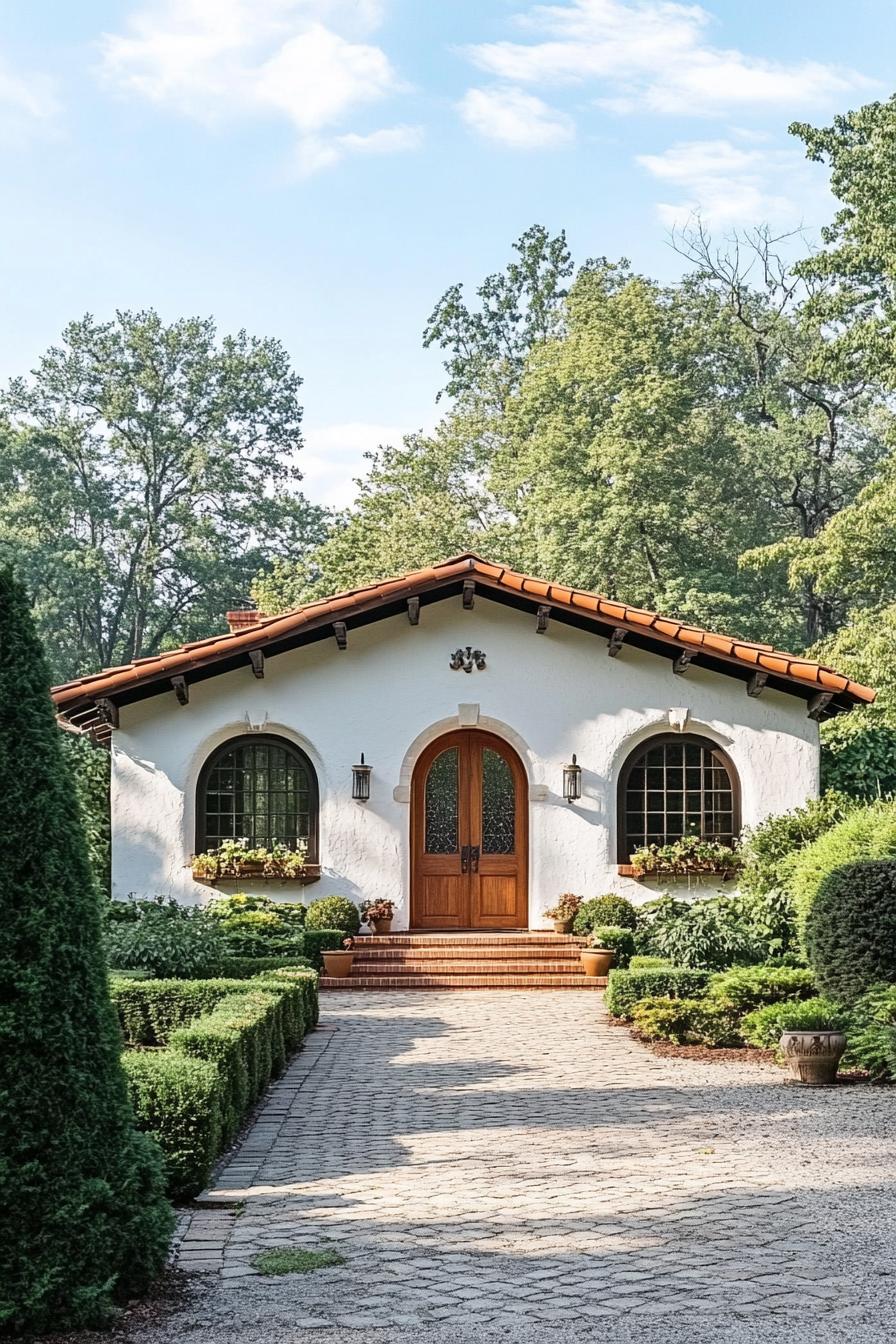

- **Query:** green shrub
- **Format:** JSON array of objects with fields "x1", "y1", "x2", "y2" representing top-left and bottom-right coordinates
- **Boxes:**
[
  {"x1": 103, "y1": 900, "x2": 224, "y2": 978},
  {"x1": 842, "y1": 984, "x2": 896, "y2": 1079},
  {"x1": 591, "y1": 925, "x2": 636, "y2": 968},
  {"x1": 0, "y1": 569, "x2": 172, "y2": 1332},
  {"x1": 216, "y1": 911, "x2": 305, "y2": 959},
  {"x1": 805, "y1": 859, "x2": 896, "y2": 1002},
  {"x1": 605, "y1": 967, "x2": 710, "y2": 1019},
  {"x1": 121, "y1": 1053, "x2": 222, "y2": 1201},
  {"x1": 207, "y1": 892, "x2": 306, "y2": 925},
  {"x1": 629, "y1": 955, "x2": 671, "y2": 970},
  {"x1": 734, "y1": 888, "x2": 801, "y2": 961},
  {"x1": 305, "y1": 895, "x2": 360, "y2": 936},
  {"x1": 788, "y1": 800, "x2": 896, "y2": 947},
  {"x1": 630, "y1": 996, "x2": 742, "y2": 1047},
  {"x1": 572, "y1": 894, "x2": 637, "y2": 934},
  {"x1": 111, "y1": 976, "x2": 250, "y2": 1045},
  {"x1": 220, "y1": 954, "x2": 312, "y2": 979},
  {"x1": 254, "y1": 968, "x2": 320, "y2": 1030},
  {"x1": 302, "y1": 927, "x2": 347, "y2": 968},
  {"x1": 739, "y1": 792, "x2": 854, "y2": 900},
  {"x1": 706, "y1": 965, "x2": 817, "y2": 1013},
  {"x1": 642, "y1": 893, "x2": 758, "y2": 970},
  {"x1": 741, "y1": 997, "x2": 847, "y2": 1049}
]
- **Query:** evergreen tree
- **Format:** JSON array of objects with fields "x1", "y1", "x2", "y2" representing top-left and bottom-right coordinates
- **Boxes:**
[{"x1": 0, "y1": 568, "x2": 172, "y2": 1332}]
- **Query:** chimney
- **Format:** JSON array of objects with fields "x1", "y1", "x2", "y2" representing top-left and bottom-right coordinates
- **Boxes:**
[{"x1": 225, "y1": 608, "x2": 268, "y2": 634}]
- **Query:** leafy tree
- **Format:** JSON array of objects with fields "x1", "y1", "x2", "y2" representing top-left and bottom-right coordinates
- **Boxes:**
[
  {"x1": 0, "y1": 568, "x2": 172, "y2": 1331},
  {"x1": 0, "y1": 310, "x2": 327, "y2": 681},
  {"x1": 423, "y1": 224, "x2": 574, "y2": 405}
]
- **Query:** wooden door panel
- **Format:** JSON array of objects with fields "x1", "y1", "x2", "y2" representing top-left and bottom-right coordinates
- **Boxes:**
[
  {"x1": 416, "y1": 875, "x2": 468, "y2": 929},
  {"x1": 473, "y1": 875, "x2": 519, "y2": 925}
]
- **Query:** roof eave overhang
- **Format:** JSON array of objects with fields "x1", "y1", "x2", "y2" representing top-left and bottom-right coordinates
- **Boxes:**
[{"x1": 52, "y1": 572, "x2": 869, "y2": 738}]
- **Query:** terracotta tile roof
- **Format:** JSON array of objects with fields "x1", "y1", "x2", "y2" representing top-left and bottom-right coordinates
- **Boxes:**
[{"x1": 52, "y1": 553, "x2": 875, "y2": 735}]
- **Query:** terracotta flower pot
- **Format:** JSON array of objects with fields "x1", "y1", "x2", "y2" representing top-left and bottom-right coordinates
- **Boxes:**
[
  {"x1": 779, "y1": 1029, "x2": 846, "y2": 1085},
  {"x1": 372, "y1": 918, "x2": 393, "y2": 934},
  {"x1": 553, "y1": 918, "x2": 574, "y2": 934},
  {"x1": 322, "y1": 950, "x2": 355, "y2": 978},
  {"x1": 580, "y1": 948, "x2": 614, "y2": 978}
]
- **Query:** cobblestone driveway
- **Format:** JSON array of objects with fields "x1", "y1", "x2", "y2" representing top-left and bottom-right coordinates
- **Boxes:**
[{"x1": 169, "y1": 991, "x2": 896, "y2": 1337}]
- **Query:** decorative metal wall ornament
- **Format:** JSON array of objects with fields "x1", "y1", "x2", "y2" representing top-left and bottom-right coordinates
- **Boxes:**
[{"x1": 450, "y1": 646, "x2": 487, "y2": 673}]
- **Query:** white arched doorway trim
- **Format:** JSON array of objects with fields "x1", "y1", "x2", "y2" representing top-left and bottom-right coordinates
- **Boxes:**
[{"x1": 393, "y1": 708, "x2": 537, "y2": 803}]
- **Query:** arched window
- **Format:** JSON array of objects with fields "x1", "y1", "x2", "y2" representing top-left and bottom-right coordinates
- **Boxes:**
[
  {"x1": 196, "y1": 734, "x2": 318, "y2": 860},
  {"x1": 617, "y1": 733, "x2": 740, "y2": 862}
]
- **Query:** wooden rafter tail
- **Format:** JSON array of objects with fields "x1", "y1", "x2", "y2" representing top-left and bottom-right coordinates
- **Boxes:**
[
  {"x1": 172, "y1": 675, "x2": 189, "y2": 705},
  {"x1": 248, "y1": 649, "x2": 265, "y2": 679},
  {"x1": 536, "y1": 604, "x2": 551, "y2": 634},
  {"x1": 607, "y1": 628, "x2": 627, "y2": 658},
  {"x1": 462, "y1": 579, "x2": 475, "y2": 609},
  {"x1": 673, "y1": 651, "x2": 694, "y2": 675},
  {"x1": 747, "y1": 671, "x2": 769, "y2": 698},
  {"x1": 407, "y1": 596, "x2": 420, "y2": 625},
  {"x1": 332, "y1": 621, "x2": 348, "y2": 651},
  {"x1": 807, "y1": 691, "x2": 834, "y2": 721},
  {"x1": 95, "y1": 697, "x2": 119, "y2": 729}
]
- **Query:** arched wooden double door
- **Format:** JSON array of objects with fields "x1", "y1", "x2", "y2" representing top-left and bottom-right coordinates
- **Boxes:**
[{"x1": 411, "y1": 730, "x2": 528, "y2": 930}]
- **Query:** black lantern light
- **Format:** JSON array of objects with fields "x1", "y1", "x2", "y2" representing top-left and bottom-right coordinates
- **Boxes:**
[
  {"x1": 352, "y1": 753, "x2": 372, "y2": 802},
  {"x1": 563, "y1": 753, "x2": 582, "y2": 803}
]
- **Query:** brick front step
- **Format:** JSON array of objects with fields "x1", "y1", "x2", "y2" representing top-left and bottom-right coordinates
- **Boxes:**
[
  {"x1": 321, "y1": 973, "x2": 607, "y2": 990},
  {"x1": 321, "y1": 932, "x2": 606, "y2": 990}
]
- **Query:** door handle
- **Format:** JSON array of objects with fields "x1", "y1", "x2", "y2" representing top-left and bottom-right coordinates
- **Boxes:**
[
  {"x1": 461, "y1": 844, "x2": 470, "y2": 873},
  {"x1": 470, "y1": 845, "x2": 480, "y2": 872}
]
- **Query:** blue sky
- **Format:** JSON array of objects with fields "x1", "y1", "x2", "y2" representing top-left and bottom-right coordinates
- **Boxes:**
[{"x1": 0, "y1": 0, "x2": 892, "y2": 506}]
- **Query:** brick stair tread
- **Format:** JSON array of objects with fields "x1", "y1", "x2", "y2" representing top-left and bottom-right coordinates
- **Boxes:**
[
  {"x1": 355, "y1": 946, "x2": 586, "y2": 961},
  {"x1": 321, "y1": 974, "x2": 606, "y2": 989},
  {"x1": 360, "y1": 934, "x2": 586, "y2": 946},
  {"x1": 351, "y1": 958, "x2": 590, "y2": 974}
]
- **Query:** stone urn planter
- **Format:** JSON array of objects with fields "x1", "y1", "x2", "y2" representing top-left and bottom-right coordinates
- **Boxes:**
[
  {"x1": 322, "y1": 949, "x2": 355, "y2": 978},
  {"x1": 580, "y1": 947, "x2": 614, "y2": 978},
  {"x1": 553, "y1": 917, "x2": 574, "y2": 935},
  {"x1": 779, "y1": 1029, "x2": 846, "y2": 1085},
  {"x1": 371, "y1": 918, "x2": 393, "y2": 934}
]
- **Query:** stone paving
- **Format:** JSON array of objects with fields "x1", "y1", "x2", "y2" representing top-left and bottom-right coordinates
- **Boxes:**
[{"x1": 170, "y1": 991, "x2": 896, "y2": 1333}]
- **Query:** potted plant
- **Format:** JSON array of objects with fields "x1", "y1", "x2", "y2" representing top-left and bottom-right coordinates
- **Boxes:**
[
  {"x1": 580, "y1": 933, "x2": 616, "y2": 978},
  {"x1": 543, "y1": 893, "x2": 581, "y2": 934},
  {"x1": 322, "y1": 937, "x2": 356, "y2": 978},
  {"x1": 777, "y1": 1001, "x2": 848, "y2": 1086},
  {"x1": 360, "y1": 898, "x2": 396, "y2": 935}
]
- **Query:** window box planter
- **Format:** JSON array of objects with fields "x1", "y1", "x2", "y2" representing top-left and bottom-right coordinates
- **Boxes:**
[
  {"x1": 617, "y1": 863, "x2": 740, "y2": 882},
  {"x1": 192, "y1": 860, "x2": 322, "y2": 886}
]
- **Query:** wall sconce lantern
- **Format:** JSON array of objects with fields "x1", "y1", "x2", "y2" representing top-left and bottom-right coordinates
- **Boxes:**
[
  {"x1": 563, "y1": 753, "x2": 582, "y2": 803},
  {"x1": 352, "y1": 753, "x2": 372, "y2": 802}
]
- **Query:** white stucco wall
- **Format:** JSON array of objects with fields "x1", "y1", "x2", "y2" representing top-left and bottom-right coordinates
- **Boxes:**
[{"x1": 110, "y1": 597, "x2": 820, "y2": 927}]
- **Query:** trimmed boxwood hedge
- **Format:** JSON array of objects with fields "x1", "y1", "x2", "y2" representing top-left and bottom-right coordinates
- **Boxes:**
[
  {"x1": 220, "y1": 953, "x2": 311, "y2": 979},
  {"x1": 805, "y1": 859, "x2": 896, "y2": 1001},
  {"x1": 302, "y1": 927, "x2": 346, "y2": 969},
  {"x1": 605, "y1": 967, "x2": 711, "y2": 1020},
  {"x1": 121, "y1": 1052, "x2": 222, "y2": 1200},
  {"x1": 113, "y1": 969, "x2": 318, "y2": 1199}
]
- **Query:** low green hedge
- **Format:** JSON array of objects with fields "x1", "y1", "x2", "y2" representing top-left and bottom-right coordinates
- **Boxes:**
[
  {"x1": 121, "y1": 1052, "x2": 222, "y2": 1201},
  {"x1": 113, "y1": 970, "x2": 318, "y2": 1199},
  {"x1": 220, "y1": 954, "x2": 312, "y2": 979},
  {"x1": 706, "y1": 965, "x2": 816, "y2": 1013},
  {"x1": 605, "y1": 967, "x2": 711, "y2": 1020},
  {"x1": 630, "y1": 996, "x2": 742, "y2": 1047},
  {"x1": 301, "y1": 928, "x2": 345, "y2": 969},
  {"x1": 629, "y1": 955, "x2": 671, "y2": 970}
]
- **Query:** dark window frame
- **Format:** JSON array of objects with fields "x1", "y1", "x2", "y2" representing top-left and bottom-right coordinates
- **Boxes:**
[
  {"x1": 196, "y1": 733, "x2": 319, "y2": 861},
  {"x1": 615, "y1": 732, "x2": 741, "y2": 862}
]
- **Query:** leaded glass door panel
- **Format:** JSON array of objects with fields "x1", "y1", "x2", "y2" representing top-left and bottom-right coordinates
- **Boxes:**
[{"x1": 411, "y1": 731, "x2": 527, "y2": 929}]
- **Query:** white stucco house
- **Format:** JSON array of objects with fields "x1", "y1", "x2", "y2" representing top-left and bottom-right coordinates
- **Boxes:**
[{"x1": 53, "y1": 554, "x2": 874, "y2": 931}]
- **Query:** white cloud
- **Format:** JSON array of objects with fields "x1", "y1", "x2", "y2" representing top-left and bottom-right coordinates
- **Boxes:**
[
  {"x1": 0, "y1": 54, "x2": 59, "y2": 142},
  {"x1": 98, "y1": 0, "x2": 410, "y2": 172},
  {"x1": 637, "y1": 138, "x2": 812, "y2": 229},
  {"x1": 465, "y1": 0, "x2": 872, "y2": 117},
  {"x1": 300, "y1": 421, "x2": 409, "y2": 508},
  {"x1": 458, "y1": 86, "x2": 574, "y2": 148}
]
